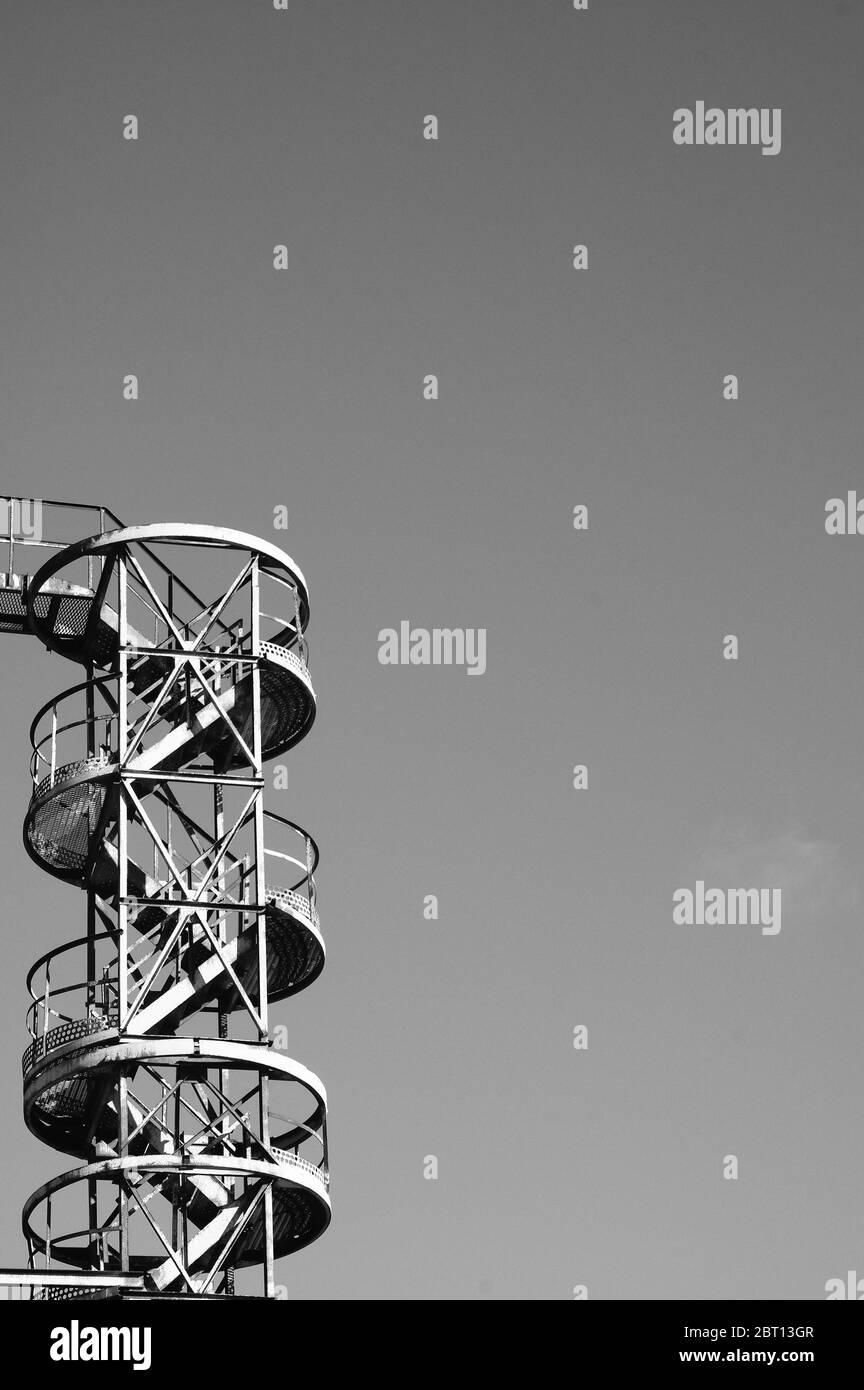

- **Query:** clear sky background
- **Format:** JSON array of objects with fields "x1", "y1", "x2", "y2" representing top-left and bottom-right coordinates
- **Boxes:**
[{"x1": 0, "y1": 0, "x2": 862, "y2": 1299}]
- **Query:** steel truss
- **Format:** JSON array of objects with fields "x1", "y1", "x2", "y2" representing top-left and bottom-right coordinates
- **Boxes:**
[{"x1": 0, "y1": 510, "x2": 329, "y2": 1299}]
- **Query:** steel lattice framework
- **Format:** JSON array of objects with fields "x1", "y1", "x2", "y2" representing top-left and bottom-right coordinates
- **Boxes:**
[{"x1": 0, "y1": 503, "x2": 330, "y2": 1300}]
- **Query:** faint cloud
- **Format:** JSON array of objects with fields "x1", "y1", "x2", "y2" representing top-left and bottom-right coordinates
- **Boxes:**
[{"x1": 702, "y1": 824, "x2": 858, "y2": 920}]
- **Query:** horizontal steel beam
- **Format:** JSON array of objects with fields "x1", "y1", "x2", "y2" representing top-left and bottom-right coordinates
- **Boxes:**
[{"x1": 0, "y1": 1269, "x2": 143, "y2": 1288}]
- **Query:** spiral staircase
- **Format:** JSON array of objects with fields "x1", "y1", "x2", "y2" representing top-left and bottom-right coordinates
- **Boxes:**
[{"x1": 0, "y1": 503, "x2": 330, "y2": 1299}]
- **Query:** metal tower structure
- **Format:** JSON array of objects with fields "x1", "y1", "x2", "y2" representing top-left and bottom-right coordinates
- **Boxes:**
[{"x1": 0, "y1": 501, "x2": 329, "y2": 1300}]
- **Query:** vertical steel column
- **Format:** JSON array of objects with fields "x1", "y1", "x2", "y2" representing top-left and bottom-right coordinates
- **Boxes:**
[
  {"x1": 117, "y1": 553, "x2": 130, "y2": 1272},
  {"x1": 85, "y1": 662, "x2": 99, "y2": 1264},
  {"x1": 249, "y1": 556, "x2": 275, "y2": 1295},
  {"x1": 214, "y1": 778, "x2": 235, "y2": 1297}
]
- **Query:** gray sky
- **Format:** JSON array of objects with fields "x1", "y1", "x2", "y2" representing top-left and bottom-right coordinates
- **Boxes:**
[{"x1": 0, "y1": 0, "x2": 862, "y2": 1299}]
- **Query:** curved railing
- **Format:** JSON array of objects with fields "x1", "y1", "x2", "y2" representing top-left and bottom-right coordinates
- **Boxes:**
[{"x1": 24, "y1": 812, "x2": 321, "y2": 1066}]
